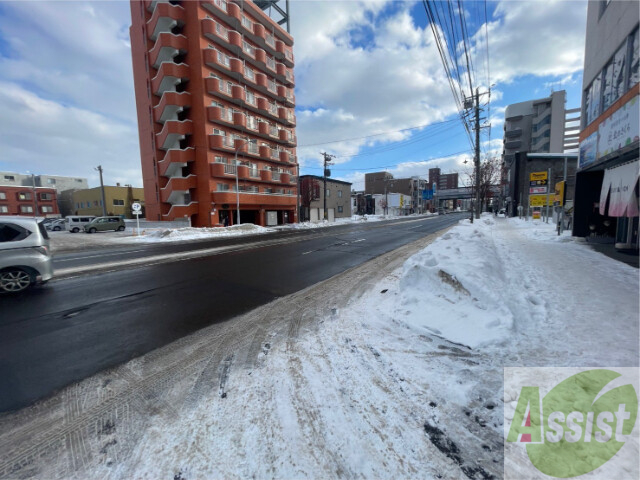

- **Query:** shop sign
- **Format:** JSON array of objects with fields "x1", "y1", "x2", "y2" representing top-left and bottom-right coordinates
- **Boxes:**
[
  {"x1": 529, "y1": 195, "x2": 553, "y2": 207},
  {"x1": 597, "y1": 95, "x2": 639, "y2": 159},
  {"x1": 554, "y1": 181, "x2": 565, "y2": 206},
  {"x1": 579, "y1": 131, "x2": 598, "y2": 169},
  {"x1": 530, "y1": 186, "x2": 548, "y2": 194}
]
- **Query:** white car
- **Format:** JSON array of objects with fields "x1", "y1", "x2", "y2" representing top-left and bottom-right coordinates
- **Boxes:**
[{"x1": 0, "y1": 217, "x2": 53, "y2": 293}]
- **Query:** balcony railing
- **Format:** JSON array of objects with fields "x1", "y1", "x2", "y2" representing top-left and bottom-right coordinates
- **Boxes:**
[{"x1": 224, "y1": 164, "x2": 237, "y2": 175}]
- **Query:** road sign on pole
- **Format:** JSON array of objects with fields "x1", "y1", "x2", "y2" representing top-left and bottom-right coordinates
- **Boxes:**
[{"x1": 131, "y1": 203, "x2": 142, "y2": 235}]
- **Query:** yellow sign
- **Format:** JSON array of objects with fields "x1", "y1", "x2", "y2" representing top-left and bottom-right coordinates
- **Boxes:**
[
  {"x1": 532, "y1": 210, "x2": 542, "y2": 219},
  {"x1": 530, "y1": 171, "x2": 548, "y2": 181},
  {"x1": 400, "y1": 196, "x2": 404, "y2": 207},
  {"x1": 554, "y1": 181, "x2": 565, "y2": 206},
  {"x1": 529, "y1": 194, "x2": 554, "y2": 206}
]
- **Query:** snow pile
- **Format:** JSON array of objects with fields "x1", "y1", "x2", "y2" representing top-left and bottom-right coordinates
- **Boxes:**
[
  {"x1": 131, "y1": 223, "x2": 273, "y2": 242},
  {"x1": 396, "y1": 214, "x2": 514, "y2": 348}
]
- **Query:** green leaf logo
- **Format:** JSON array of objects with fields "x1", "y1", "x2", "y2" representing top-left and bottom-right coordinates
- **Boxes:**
[{"x1": 526, "y1": 369, "x2": 638, "y2": 477}]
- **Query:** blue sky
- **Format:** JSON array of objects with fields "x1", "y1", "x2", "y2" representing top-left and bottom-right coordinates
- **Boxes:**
[{"x1": 0, "y1": 1, "x2": 587, "y2": 189}]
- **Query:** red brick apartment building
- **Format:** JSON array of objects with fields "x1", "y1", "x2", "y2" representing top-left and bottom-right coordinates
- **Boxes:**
[
  {"x1": 0, "y1": 186, "x2": 59, "y2": 217},
  {"x1": 130, "y1": 0, "x2": 298, "y2": 227}
]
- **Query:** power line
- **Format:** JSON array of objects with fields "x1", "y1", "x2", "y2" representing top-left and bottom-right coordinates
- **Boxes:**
[{"x1": 297, "y1": 118, "x2": 458, "y2": 148}]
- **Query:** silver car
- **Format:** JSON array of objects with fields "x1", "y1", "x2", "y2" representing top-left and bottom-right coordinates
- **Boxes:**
[{"x1": 0, "y1": 217, "x2": 53, "y2": 293}]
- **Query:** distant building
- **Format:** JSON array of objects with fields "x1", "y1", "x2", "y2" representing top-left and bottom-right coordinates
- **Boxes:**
[
  {"x1": 573, "y1": 2, "x2": 638, "y2": 249},
  {"x1": 364, "y1": 172, "x2": 393, "y2": 195},
  {"x1": 500, "y1": 90, "x2": 581, "y2": 214},
  {"x1": 365, "y1": 172, "x2": 430, "y2": 213},
  {"x1": 428, "y1": 168, "x2": 458, "y2": 190},
  {"x1": 72, "y1": 185, "x2": 145, "y2": 219},
  {"x1": 0, "y1": 185, "x2": 60, "y2": 217},
  {"x1": 299, "y1": 175, "x2": 351, "y2": 222},
  {"x1": 0, "y1": 172, "x2": 89, "y2": 217}
]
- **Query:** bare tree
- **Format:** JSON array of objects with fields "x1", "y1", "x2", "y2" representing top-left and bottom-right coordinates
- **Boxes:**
[{"x1": 463, "y1": 157, "x2": 501, "y2": 212}]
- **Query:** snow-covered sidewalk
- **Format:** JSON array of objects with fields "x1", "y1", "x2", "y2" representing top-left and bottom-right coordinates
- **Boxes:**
[{"x1": 3, "y1": 215, "x2": 637, "y2": 479}]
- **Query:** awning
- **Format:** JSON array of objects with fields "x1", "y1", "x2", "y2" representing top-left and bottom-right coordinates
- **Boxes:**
[{"x1": 599, "y1": 160, "x2": 639, "y2": 217}]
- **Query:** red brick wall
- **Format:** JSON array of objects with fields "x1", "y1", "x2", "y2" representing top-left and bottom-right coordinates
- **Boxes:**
[{"x1": 0, "y1": 186, "x2": 59, "y2": 217}]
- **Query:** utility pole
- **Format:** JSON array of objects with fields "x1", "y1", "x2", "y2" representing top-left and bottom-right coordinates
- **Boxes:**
[
  {"x1": 474, "y1": 87, "x2": 481, "y2": 220},
  {"x1": 321, "y1": 152, "x2": 335, "y2": 220},
  {"x1": 30, "y1": 173, "x2": 38, "y2": 218},
  {"x1": 95, "y1": 165, "x2": 107, "y2": 216}
]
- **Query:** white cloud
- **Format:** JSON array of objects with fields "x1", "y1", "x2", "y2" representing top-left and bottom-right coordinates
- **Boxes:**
[
  {"x1": 474, "y1": 0, "x2": 587, "y2": 84},
  {"x1": 0, "y1": 82, "x2": 140, "y2": 188}
]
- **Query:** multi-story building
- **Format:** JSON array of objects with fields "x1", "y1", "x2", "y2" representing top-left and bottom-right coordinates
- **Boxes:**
[
  {"x1": 129, "y1": 0, "x2": 297, "y2": 227},
  {"x1": 428, "y1": 168, "x2": 458, "y2": 190},
  {"x1": 364, "y1": 172, "x2": 429, "y2": 213},
  {"x1": 574, "y1": 2, "x2": 638, "y2": 250},
  {"x1": 0, "y1": 172, "x2": 89, "y2": 192},
  {"x1": 500, "y1": 90, "x2": 581, "y2": 215},
  {"x1": 299, "y1": 175, "x2": 351, "y2": 222},
  {"x1": 0, "y1": 186, "x2": 60, "y2": 217},
  {"x1": 72, "y1": 185, "x2": 145, "y2": 218}
]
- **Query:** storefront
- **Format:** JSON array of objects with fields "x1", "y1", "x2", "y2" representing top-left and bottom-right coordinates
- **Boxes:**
[{"x1": 574, "y1": 96, "x2": 639, "y2": 250}]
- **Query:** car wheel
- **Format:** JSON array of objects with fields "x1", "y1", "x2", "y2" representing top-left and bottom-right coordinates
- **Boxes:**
[
  {"x1": 0, "y1": 269, "x2": 33, "y2": 293},
  {"x1": 53, "y1": 226, "x2": 61, "y2": 231},
  {"x1": 117, "y1": 226, "x2": 125, "y2": 231},
  {"x1": 72, "y1": 227, "x2": 79, "y2": 233},
  {"x1": 88, "y1": 228, "x2": 97, "y2": 234}
]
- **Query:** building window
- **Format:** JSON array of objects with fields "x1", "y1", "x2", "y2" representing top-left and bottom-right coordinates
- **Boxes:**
[
  {"x1": 93, "y1": 200, "x2": 99, "y2": 206},
  {"x1": 338, "y1": 206, "x2": 343, "y2": 213},
  {"x1": 0, "y1": 192, "x2": 5, "y2": 200},
  {"x1": 0, "y1": 206, "x2": 8, "y2": 213},
  {"x1": 41, "y1": 206, "x2": 53, "y2": 213},
  {"x1": 612, "y1": 43, "x2": 627, "y2": 103},
  {"x1": 4, "y1": 175, "x2": 15, "y2": 181},
  {"x1": 17, "y1": 192, "x2": 32, "y2": 201},
  {"x1": 47, "y1": 178, "x2": 56, "y2": 184},
  {"x1": 629, "y1": 28, "x2": 639, "y2": 88},
  {"x1": 76, "y1": 179, "x2": 83, "y2": 183},
  {"x1": 39, "y1": 193, "x2": 53, "y2": 200},
  {"x1": 20, "y1": 205, "x2": 33, "y2": 213},
  {"x1": 338, "y1": 190, "x2": 343, "y2": 198},
  {"x1": 216, "y1": 183, "x2": 230, "y2": 192},
  {"x1": 325, "y1": 189, "x2": 330, "y2": 197},
  {"x1": 113, "y1": 199, "x2": 125, "y2": 206},
  {"x1": 215, "y1": 156, "x2": 227, "y2": 163}
]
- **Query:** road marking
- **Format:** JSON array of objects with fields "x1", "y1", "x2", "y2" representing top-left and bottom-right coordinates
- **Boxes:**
[
  {"x1": 352, "y1": 238, "x2": 366, "y2": 243},
  {"x1": 302, "y1": 250, "x2": 314, "y2": 255}
]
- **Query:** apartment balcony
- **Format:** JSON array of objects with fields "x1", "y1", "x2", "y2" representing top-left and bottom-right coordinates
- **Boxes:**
[
  {"x1": 156, "y1": 119, "x2": 193, "y2": 150},
  {"x1": 275, "y1": 63, "x2": 294, "y2": 86},
  {"x1": 149, "y1": 33, "x2": 188, "y2": 69},
  {"x1": 260, "y1": 169, "x2": 272, "y2": 182},
  {"x1": 153, "y1": 91, "x2": 191, "y2": 124},
  {"x1": 275, "y1": 41, "x2": 294, "y2": 67},
  {"x1": 151, "y1": 62, "x2": 189, "y2": 96},
  {"x1": 258, "y1": 122, "x2": 278, "y2": 139},
  {"x1": 147, "y1": 2, "x2": 185, "y2": 41},
  {"x1": 210, "y1": 161, "x2": 237, "y2": 177},
  {"x1": 145, "y1": 0, "x2": 170, "y2": 13},
  {"x1": 160, "y1": 175, "x2": 197, "y2": 203},
  {"x1": 277, "y1": 86, "x2": 295, "y2": 107},
  {"x1": 207, "y1": 105, "x2": 234, "y2": 126},
  {"x1": 229, "y1": 57, "x2": 243, "y2": 76},
  {"x1": 163, "y1": 202, "x2": 199, "y2": 220},
  {"x1": 504, "y1": 140, "x2": 522, "y2": 150},
  {"x1": 278, "y1": 107, "x2": 296, "y2": 127},
  {"x1": 231, "y1": 85, "x2": 245, "y2": 103},
  {"x1": 279, "y1": 172, "x2": 290, "y2": 184},
  {"x1": 201, "y1": 18, "x2": 230, "y2": 49},
  {"x1": 204, "y1": 76, "x2": 233, "y2": 100},
  {"x1": 158, "y1": 147, "x2": 194, "y2": 177},
  {"x1": 228, "y1": 30, "x2": 242, "y2": 49},
  {"x1": 201, "y1": 0, "x2": 228, "y2": 16},
  {"x1": 233, "y1": 111, "x2": 246, "y2": 128},
  {"x1": 278, "y1": 129, "x2": 296, "y2": 146},
  {"x1": 504, "y1": 128, "x2": 522, "y2": 139},
  {"x1": 210, "y1": 191, "x2": 296, "y2": 207},
  {"x1": 209, "y1": 133, "x2": 237, "y2": 152}
]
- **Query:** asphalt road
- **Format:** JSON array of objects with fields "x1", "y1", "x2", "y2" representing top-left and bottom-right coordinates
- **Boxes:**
[{"x1": 0, "y1": 214, "x2": 465, "y2": 411}]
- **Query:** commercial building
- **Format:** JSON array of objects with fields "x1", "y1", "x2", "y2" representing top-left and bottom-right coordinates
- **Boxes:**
[
  {"x1": 364, "y1": 172, "x2": 429, "y2": 213},
  {"x1": 129, "y1": 0, "x2": 297, "y2": 227},
  {"x1": 72, "y1": 186, "x2": 145, "y2": 218},
  {"x1": 573, "y1": 1, "x2": 638, "y2": 250},
  {"x1": 500, "y1": 90, "x2": 581, "y2": 215},
  {"x1": 0, "y1": 185, "x2": 60, "y2": 217},
  {"x1": 299, "y1": 175, "x2": 351, "y2": 222}
]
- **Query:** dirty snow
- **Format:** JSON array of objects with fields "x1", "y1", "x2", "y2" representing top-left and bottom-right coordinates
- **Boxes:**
[
  {"x1": 3, "y1": 215, "x2": 638, "y2": 479},
  {"x1": 109, "y1": 215, "x2": 640, "y2": 478}
]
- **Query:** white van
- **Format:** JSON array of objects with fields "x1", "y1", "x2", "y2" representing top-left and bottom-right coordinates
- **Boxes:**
[{"x1": 65, "y1": 216, "x2": 96, "y2": 233}]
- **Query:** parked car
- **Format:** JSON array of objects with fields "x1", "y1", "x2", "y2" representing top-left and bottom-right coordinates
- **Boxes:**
[
  {"x1": 83, "y1": 216, "x2": 126, "y2": 233},
  {"x1": 46, "y1": 219, "x2": 65, "y2": 231},
  {"x1": 0, "y1": 217, "x2": 53, "y2": 293},
  {"x1": 65, "y1": 215, "x2": 96, "y2": 233}
]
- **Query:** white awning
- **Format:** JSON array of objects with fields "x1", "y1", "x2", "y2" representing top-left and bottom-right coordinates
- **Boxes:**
[{"x1": 599, "y1": 160, "x2": 639, "y2": 217}]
